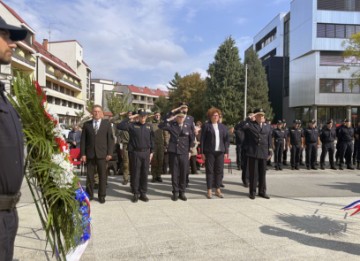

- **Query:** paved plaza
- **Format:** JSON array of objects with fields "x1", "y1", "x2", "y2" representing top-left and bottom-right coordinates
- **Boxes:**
[{"x1": 13, "y1": 146, "x2": 360, "y2": 260}]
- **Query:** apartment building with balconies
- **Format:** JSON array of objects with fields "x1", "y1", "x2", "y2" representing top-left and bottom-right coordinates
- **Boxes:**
[{"x1": 0, "y1": 1, "x2": 90, "y2": 125}]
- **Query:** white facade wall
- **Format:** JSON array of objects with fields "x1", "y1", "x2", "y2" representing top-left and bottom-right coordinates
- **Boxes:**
[
  {"x1": 253, "y1": 13, "x2": 286, "y2": 59},
  {"x1": 289, "y1": 0, "x2": 360, "y2": 108},
  {"x1": 92, "y1": 79, "x2": 115, "y2": 106}
]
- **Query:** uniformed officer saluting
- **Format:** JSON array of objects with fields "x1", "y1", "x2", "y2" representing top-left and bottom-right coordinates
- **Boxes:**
[
  {"x1": 319, "y1": 119, "x2": 337, "y2": 170},
  {"x1": 272, "y1": 120, "x2": 286, "y2": 170},
  {"x1": 117, "y1": 109, "x2": 154, "y2": 202},
  {"x1": 159, "y1": 112, "x2": 195, "y2": 201},
  {"x1": 239, "y1": 108, "x2": 272, "y2": 200},
  {"x1": 303, "y1": 119, "x2": 320, "y2": 170}
]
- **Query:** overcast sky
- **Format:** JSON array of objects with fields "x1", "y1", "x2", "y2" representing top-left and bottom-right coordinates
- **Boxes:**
[{"x1": 6, "y1": 0, "x2": 291, "y2": 89}]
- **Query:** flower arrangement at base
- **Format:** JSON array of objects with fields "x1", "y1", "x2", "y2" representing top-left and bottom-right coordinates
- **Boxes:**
[{"x1": 9, "y1": 74, "x2": 91, "y2": 260}]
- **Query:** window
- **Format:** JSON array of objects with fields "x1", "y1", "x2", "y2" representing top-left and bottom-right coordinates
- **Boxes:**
[
  {"x1": 320, "y1": 79, "x2": 360, "y2": 93},
  {"x1": 47, "y1": 96, "x2": 53, "y2": 104},
  {"x1": 318, "y1": 0, "x2": 360, "y2": 11},
  {"x1": 46, "y1": 81, "x2": 52, "y2": 88},
  {"x1": 60, "y1": 87, "x2": 65, "y2": 93},
  {"x1": 55, "y1": 98, "x2": 60, "y2": 105},
  {"x1": 317, "y1": 23, "x2": 360, "y2": 38}
]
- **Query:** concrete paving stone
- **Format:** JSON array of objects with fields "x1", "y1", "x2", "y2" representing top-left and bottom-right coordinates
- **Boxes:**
[{"x1": 145, "y1": 238, "x2": 199, "y2": 255}]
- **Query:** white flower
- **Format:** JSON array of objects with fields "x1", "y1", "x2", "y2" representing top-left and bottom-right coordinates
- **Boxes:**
[{"x1": 50, "y1": 153, "x2": 75, "y2": 189}]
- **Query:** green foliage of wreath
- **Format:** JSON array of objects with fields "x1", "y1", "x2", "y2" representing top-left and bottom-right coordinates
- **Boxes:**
[{"x1": 9, "y1": 74, "x2": 83, "y2": 259}]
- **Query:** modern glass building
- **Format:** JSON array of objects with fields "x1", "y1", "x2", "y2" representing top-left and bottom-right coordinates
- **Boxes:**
[{"x1": 249, "y1": 0, "x2": 360, "y2": 126}]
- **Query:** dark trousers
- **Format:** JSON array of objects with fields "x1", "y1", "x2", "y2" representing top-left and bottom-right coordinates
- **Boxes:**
[
  {"x1": 274, "y1": 142, "x2": 284, "y2": 168},
  {"x1": 86, "y1": 158, "x2": 107, "y2": 198},
  {"x1": 236, "y1": 145, "x2": 242, "y2": 168},
  {"x1": 189, "y1": 155, "x2": 197, "y2": 174},
  {"x1": 205, "y1": 152, "x2": 224, "y2": 189},
  {"x1": 290, "y1": 144, "x2": 301, "y2": 167},
  {"x1": 242, "y1": 150, "x2": 249, "y2": 185},
  {"x1": 320, "y1": 142, "x2": 335, "y2": 167},
  {"x1": 248, "y1": 157, "x2": 267, "y2": 196},
  {"x1": 282, "y1": 148, "x2": 288, "y2": 163},
  {"x1": 305, "y1": 143, "x2": 317, "y2": 168},
  {"x1": 130, "y1": 151, "x2": 150, "y2": 195},
  {"x1": 0, "y1": 209, "x2": 18, "y2": 261},
  {"x1": 163, "y1": 152, "x2": 170, "y2": 174},
  {"x1": 353, "y1": 140, "x2": 359, "y2": 163},
  {"x1": 338, "y1": 141, "x2": 353, "y2": 166},
  {"x1": 169, "y1": 153, "x2": 188, "y2": 193}
]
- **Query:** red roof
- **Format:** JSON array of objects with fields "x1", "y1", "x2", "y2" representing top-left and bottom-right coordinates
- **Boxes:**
[
  {"x1": 128, "y1": 85, "x2": 168, "y2": 97},
  {"x1": 0, "y1": 1, "x2": 34, "y2": 31},
  {"x1": 33, "y1": 41, "x2": 80, "y2": 80}
]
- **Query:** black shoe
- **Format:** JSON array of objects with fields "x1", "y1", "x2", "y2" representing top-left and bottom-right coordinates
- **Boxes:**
[
  {"x1": 243, "y1": 182, "x2": 249, "y2": 188},
  {"x1": 279, "y1": 167, "x2": 283, "y2": 171},
  {"x1": 307, "y1": 166, "x2": 310, "y2": 170},
  {"x1": 122, "y1": 179, "x2": 128, "y2": 185},
  {"x1": 283, "y1": 162, "x2": 288, "y2": 166},
  {"x1": 291, "y1": 166, "x2": 295, "y2": 170},
  {"x1": 140, "y1": 194, "x2": 149, "y2": 202},
  {"x1": 99, "y1": 197, "x2": 105, "y2": 204},
  {"x1": 249, "y1": 194, "x2": 255, "y2": 200},
  {"x1": 156, "y1": 177, "x2": 163, "y2": 182},
  {"x1": 275, "y1": 166, "x2": 279, "y2": 171},
  {"x1": 311, "y1": 166, "x2": 317, "y2": 170},
  {"x1": 220, "y1": 184, "x2": 225, "y2": 188},
  {"x1": 179, "y1": 193, "x2": 187, "y2": 201},
  {"x1": 330, "y1": 166, "x2": 337, "y2": 170},
  {"x1": 94, "y1": 184, "x2": 99, "y2": 189},
  {"x1": 151, "y1": 178, "x2": 157, "y2": 183},
  {"x1": 320, "y1": 165, "x2": 325, "y2": 170},
  {"x1": 237, "y1": 166, "x2": 241, "y2": 170},
  {"x1": 347, "y1": 165, "x2": 355, "y2": 170},
  {"x1": 300, "y1": 162, "x2": 305, "y2": 166},
  {"x1": 339, "y1": 165, "x2": 343, "y2": 170},
  {"x1": 295, "y1": 166, "x2": 299, "y2": 170},
  {"x1": 171, "y1": 193, "x2": 178, "y2": 201},
  {"x1": 258, "y1": 193, "x2": 270, "y2": 199},
  {"x1": 132, "y1": 194, "x2": 139, "y2": 203}
]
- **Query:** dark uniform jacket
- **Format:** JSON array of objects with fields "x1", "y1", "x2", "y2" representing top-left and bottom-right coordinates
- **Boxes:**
[
  {"x1": 200, "y1": 122, "x2": 230, "y2": 155},
  {"x1": 80, "y1": 119, "x2": 114, "y2": 159},
  {"x1": 337, "y1": 125, "x2": 354, "y2": 142},
  {"x1": 234, "y1": 121, "x2": 245, "y2": 146},
  {"x1": 117, "y1": 119, "x2": 154, "y2": 153},
  {"x1": 303, "y1": 127, "x2": 319, "y2": 144},
  {"x1": 239, "y1": 121, "x2": 272, "y2": 160},
  {"x1": 320, "y1": 126, "x2": 336, "y2": 143},
  {"x1": 272, "y1": 128, "x2": 286, "y2": 144},
  {"x1": 289, "y1": 127, "x2": 302, "y2": 146},
  {"x1": 0, "y1": 83, "x2": 24, "y2": 195},
  {"x1": 158, "y1": 120, "x2": 194, "y2": 155}
]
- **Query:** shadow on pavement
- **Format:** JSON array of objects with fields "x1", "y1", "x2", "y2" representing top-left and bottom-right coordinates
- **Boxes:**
[
  {"x1": 319, "y1": 182, "x2": 360, "y2": 194},
  {"x1": 276, "y1": 214, "x2": 347, "y2": 236},
  {"x1": 260, "y1": 225, "x2": 360, "y2": 256}
]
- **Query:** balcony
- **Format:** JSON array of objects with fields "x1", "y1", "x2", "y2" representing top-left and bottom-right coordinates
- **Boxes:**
[
  {"x1": 12, "y1": 51, "x2": 36, "y2": 68},
  {"x1": 46, "y1": 69, "x2": 82, "y2": 90}
]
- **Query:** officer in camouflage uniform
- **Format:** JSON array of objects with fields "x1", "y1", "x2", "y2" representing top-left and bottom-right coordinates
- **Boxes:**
[
  {"x1": 151, "y1": 112, "x2": 165, "y2": 182},
  {"x1": 118, "y1": 111, "x2": 133, "y2": 185}
]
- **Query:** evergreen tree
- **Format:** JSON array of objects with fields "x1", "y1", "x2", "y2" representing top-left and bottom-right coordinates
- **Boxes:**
[
  {"x1": 153, "y1": 96, "x2": 171, "y2": 113},
  {"x1": 244, "y1": 49, "x2": 273, "y2": 120},
  {"x1": 205, "y1": 36, "x2": 244, "y2": 125},
  {"x1": 106, "y1": 92, "x2": 133, "y2": 115}
]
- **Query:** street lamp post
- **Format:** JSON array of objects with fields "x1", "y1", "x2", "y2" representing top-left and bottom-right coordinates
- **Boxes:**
[{"x1": 244, "y1": 63, "x2": 248, "y2": 120}]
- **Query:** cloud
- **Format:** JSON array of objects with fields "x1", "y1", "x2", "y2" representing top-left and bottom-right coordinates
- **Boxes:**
[{"x1": 236, "y1": 36, "x2": 254, "y2": 59}]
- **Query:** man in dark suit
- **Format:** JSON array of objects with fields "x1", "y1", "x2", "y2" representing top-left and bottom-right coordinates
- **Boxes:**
[
  {"x1": 239, "y1": 108, "x2": 272, "y2": 200},
  {"x1": 81, "y1": 105, "x2": 114, "y2": 204}
]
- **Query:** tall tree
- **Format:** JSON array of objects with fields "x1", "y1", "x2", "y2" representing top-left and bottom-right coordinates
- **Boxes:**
[
  {"x1": 205, "y1": 36, "x2": 244, "y2": 125},
  {"x1": 341, "y1": 32, "x2": 360, "y2": 87},
  {"x1": 244, "y1": 48, "x2": 273, "y2": 120},
  {"x1": 106, "y1": 92, "x2": 133, "y2": 116},
  {"x1": 153, "y1": 95, "x2": 171, "y2": 113},
  {"x1": 167, "y1": 72, "x2": 207, "y2": 121}
]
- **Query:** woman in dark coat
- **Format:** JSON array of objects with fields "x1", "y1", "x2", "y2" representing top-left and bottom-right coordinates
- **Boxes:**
[{"x1": 200, "y1": 108, "x2": 230, "y2": 199}]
